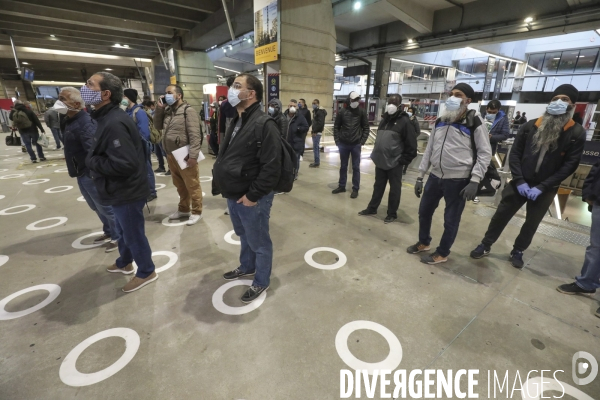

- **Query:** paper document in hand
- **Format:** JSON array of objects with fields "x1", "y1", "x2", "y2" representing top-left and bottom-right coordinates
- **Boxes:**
[{"x1": 172, "y1": 145, "x2": 190, "y2": 169}]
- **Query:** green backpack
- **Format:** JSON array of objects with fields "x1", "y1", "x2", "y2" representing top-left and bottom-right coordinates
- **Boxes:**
[
  {"x1": 13, "y1": 110, "x2": 32, "y2": 129},
  {"x1": 134, "y1": 108, "x2": 162, "y2": 144}
]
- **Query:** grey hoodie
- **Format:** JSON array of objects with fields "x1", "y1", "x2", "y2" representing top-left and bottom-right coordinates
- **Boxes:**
[{"x1": 419, "y1": 110, "x2": 491, "y2": 183}]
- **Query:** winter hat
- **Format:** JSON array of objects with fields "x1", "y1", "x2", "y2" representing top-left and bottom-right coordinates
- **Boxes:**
[
  {"x1": 451, "y1": 83, "x2": 475, "y2": 100},
  {"x1": 348, "y1": 91, "x2": 360, "y2": 101},
  {"x1": 123, "y1": 88, "x2": 138, "y2": 104},
  {"x1": 552, "y1": 84, "x2": 579, "y2": 103}
]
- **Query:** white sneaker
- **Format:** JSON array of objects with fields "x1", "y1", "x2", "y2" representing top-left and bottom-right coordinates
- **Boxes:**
[
  {"x1": 186, "y1": 214, "x2": 202, "y2": 225},
  {"x1": 168, "y1": 211, "x2": 191, "y2": 220}
]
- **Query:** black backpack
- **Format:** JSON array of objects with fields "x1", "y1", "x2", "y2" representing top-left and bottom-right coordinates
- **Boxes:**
[{"x1": 253, "y1": 114, "x2": 297, "y2": 193}]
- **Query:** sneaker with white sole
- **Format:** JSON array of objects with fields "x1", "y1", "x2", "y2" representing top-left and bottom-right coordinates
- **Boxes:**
[
  {"x1": 186, "y1": 214, "x2": 202, "y2": 225},
  {"x1": 106, "y1": 263, "x2": 134, "y2": 275},
  {"x1": 94, "y1": 233, "x2": 111, "y2": 244},
  {"x1": 168, "y1": 211, "x2": 191, "y2": 220},
  {"x1": 422, "y1": 252, "x2": 448, "y2": 264},
  {"x1": 105, "y1": 240, "x2": 118, "y2": 253},
  {"x1": 122, "y1": 272, "x2": 158, "y2": 293}
]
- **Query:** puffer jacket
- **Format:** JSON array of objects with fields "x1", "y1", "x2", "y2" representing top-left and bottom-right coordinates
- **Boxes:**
[
  {"x1": 269, "y1": 98, "x2": 287, "y2": 138},
  {"x1": 333, "y1": 106, "x2": 369, "y2": 145},
  {"x1": 63, "y1": 110, "x2": 97, "y2": 178},
  {"x1": 312, "y1": 107, "x2": 327, "y2": 133},
  {"x1": 370, "y1": 111, "x2": 418, "y2": 170},
  {"x1": 154, "y1": 101, "x2": 201, "y2": 159},
  {"x1": 286, "y1": 112, "x2": 309, "y2": 155}
]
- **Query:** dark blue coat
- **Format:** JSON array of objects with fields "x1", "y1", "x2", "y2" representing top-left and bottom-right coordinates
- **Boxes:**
[
  {"x1": 488, "y1": 110, "x2": 510, "y2": 155},
  {"x1": 285, "y1": 112, "x2": 309, "y2": 155},
  {"x1": 583, "y1": 160, "x2": 600, "y2": 206},
  {"x1": 63, "y1": 110, "x2": 97, "y2": 178}
]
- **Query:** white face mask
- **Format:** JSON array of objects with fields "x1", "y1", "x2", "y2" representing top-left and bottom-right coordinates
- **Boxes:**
[
  {"x1": 228, "y1": 87, "x2": 252, "y2": 107},
  {"x1": 350, "y1": 101, "x2": 359, "y2": 109},
  {"x1": 386, "y1": 104, "x2": 398, "y2": 115},
  {"x1": 445, "y1": 96, "x2": 463, "y2": 111},
  {"x1": 406, "y1": 112, "x2": 413, "y2": 118},
  {"x1": 289, "y1": 106, "x2": 296, "y2": 114},
  {"x1": 53, "y1": 100, "x2": 77, "y2": 115}
]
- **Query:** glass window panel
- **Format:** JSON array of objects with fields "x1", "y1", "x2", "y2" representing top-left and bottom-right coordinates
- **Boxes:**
[
  {"x1": 542, "y1": 52, "x2": 561, "y2": 74},
  {"x1": 472, "y1": 58, "x2": 488, "y2": 75},
  {"x1": 412, "y1": 66, "x2": 422, "y2": 80},
  {"x1": 526, "y1": 53, "x2": 545, "y2": 75},
  {"x1": 457, "y1": 59, "x2": 473, "y2": 74},
  {"x1": 558, "y1": 50, "x2": 579, "y2": 73},
  {"x1": 576, "y1": 48, "x2": 598, "y2": 73},
  {"x1": 422, "y1": 66, "x2": 431, "y2": 80}
]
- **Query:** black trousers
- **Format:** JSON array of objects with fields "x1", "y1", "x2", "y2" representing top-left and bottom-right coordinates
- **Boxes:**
[
  {"x1": 482, "y1": 182, "x2": 557, "y2": 251},
  {"x1": 366, "y1": 164, "x2": 403, "y2": 218}
]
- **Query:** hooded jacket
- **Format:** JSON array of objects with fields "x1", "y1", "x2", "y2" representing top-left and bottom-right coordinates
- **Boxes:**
[
  {"x1": 487, "y1": 110, "x2": 510, "y2": 155},
  {"x1": 370, "y1": 111, "x2": 418, "y2": 170},
  {"x1": 269, "y1": 99, "x2": 287, "y2": 138},
  {"x1": 419, "y1": 109, "x2": 492, "y2": 182},
  {"x1": 154, "y1": 101, "x2": 201, "y2": 159},
  {"x1": 312, "y1": 107, "x2": 327, "y2": 133},
  {"x1": 9, "y1": 104, "x2": 44, "y2": 136},
  {"x1": 333, "y1": 105, "x2": 370, "y2": 146},
  {"x1": 510, "y1": 117, "x2": 585, "y2": 193},
  {"x1": 86, "y1": 103, "x2": 149, "y2": 206},
  {"x1": 286, "y1": 111, "x2": 309, "y2": 154},
  {"x1": 63, "y1": 110, "x2": 97, "y2": 178},
  {"x1": 44, "y1": 109, "x2": 61, "y2": 129}
]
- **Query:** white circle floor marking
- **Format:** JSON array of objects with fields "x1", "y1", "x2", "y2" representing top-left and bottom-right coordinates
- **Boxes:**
[
  {"x1": 0, "y1": 169, "x2": 8, "y2": 172},
  {"x1": 155, "y1": 172, "x2": 167, "y2": 177},
  {"x1": 522, "y1": 377, "x2": 594, "y2": 400},
  {"x1": 0, "y1": 204, "x2": 35, "y2": 215},
  {"x1": 37, "y1": 163, "x2": 58, "y2": 169},
  {"x1": 26, "y1": 217, "x2": 68, "y2": 231},
  {"x1": 224, "y1": 230, "x2": 241, "y2": 245},
  {"x1": 3, "y1": 158, "x2": 23, "y2": 162},
  {"x1": 335, "y1": 320, "x2": 403, "y2": 375},
  {"x1": 199, "y1": 176, "x2": 212, "y2": 182},
  {"x1": 0, "y1": 195, "x2": 4, "y2": 200},
  {"x1": 212, "y1": 280, "x2": 266, "y2": 315},
  {"x1": 0, "y1": 255, "x2": 8, "y2": 267},
  {"x1": 54, "y1": 167, "x2": 68, "y2": 173},
  {"x1": 202, "y1": 192, "x2": 206, "y2": 197},
  {"x1": 0, "y1": 284, "x2": 61, "y2": 320},
  {"x1": 59, "y1": 328, "x2": 140, "y2": 387},
  {"x1": 44, "y1": 185, "x2": 73, "y2": 193},
  {"x1": 304, "y1": 247, "x2": 348, "y2": 270},
  {"x1": 77, "y1": 196, "x2": 86, "y2": 202},
  {"x1": 133, "y1": 251, "x2": 178, "y2": 273},
  {"x1": 0, "y1": 174, "x2": 25, "y2": 180},
  {"x1": 161, "y1": 217, "x2": 188, "y2": 227},
  {"x1": 155, "y1": 183, "x2": 166, "y2": 190},
  {"x1": 71, "y1": 231, "x2": 105, "y2": 249},
  {"x1": 23, "y1": 178, "x2": 50, "y2": 185}
]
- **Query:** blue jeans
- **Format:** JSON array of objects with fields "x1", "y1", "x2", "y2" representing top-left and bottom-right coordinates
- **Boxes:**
[
  {"x1": 112, "y1": 199, "x2": 155, "y2": 278},
  {"x1": 20, "y1": 133, "x2": 45, "y2": 161},
  {"x1": 154, "y1": 143, "x2": 165, "y2": 170},
  {"x1": 227, "y1": 191, "x2": 275, "y2": 288},
  {"x1": 576, "y1": 205, "x2": 600, "y2": 290},
  {"x1": 50, "y1": 127, "x2": 62, "y2": 149},
  {"x1": 312, "y1": 133, "x2": 321, "y2": 165},
  {"x1": 77, "y1": 175, "x2": 120, "y2": 242},
  {"x1": 338, "y1": 142, "x2": 361, "y2": 191},
  {"x1": 418, "y1": 174, "x2": 470, "y2": 257}
]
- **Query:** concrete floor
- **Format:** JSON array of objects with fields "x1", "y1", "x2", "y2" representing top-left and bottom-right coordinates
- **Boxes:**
[{"x1": 0, "y1": 134, "x2": 599, "y2": 400}]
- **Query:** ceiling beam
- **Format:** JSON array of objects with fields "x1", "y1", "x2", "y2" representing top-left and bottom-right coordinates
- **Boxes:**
[
  {"x1": 0, "y1": 0, "x2": 175, "y2": 38},
  {"x1": 0, "y1": 37, "x2": 155, "y2": 58},
  {"x1": 382, "y1": 0, "x2": 433, "y2": 34},
  {"x1": 150, "y1": 0, "x2": 222, "y2": 13},
  {"x1": 77, "y1": 0, "x2": 209, "y2": 23}
]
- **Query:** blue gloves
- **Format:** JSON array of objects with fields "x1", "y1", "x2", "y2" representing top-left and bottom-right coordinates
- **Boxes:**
[
  {"x1": 517, "y1": 183, "x2": 530, "y2": 197},
  {"x1": 527, "y1": 187, "x2": 543, "y2": 201}
]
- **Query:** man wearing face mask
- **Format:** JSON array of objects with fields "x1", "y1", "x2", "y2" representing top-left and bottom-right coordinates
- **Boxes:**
[
  {"x1": 122, "y1": 88, "x2": 157, "y2": 202},
  {"x1": 154, "y1": 85, "x2": 203, "y2": 226},
  {"x1": 219, "y1": 76, "x2": 237, "y2": 145},
  {"x1": 403, "y1": 106, "x2": 421, "y2": 175},
  {"x1": 213, "y1": 74, "x2": 282, "y2": 304},
  {"x1": 332, "y1": 91, "x2": 370, "y2": 198},
  {"x1": 297, "y1": 98, "x2": 312, "y2": 128},
  {"x1": 83, "y1": 72, "x2": 157, "y2": 293},
  {"x1": 285, "y1": 99, "x2": 309, "y2": 179},
  {"x1": 408, "y1": 83, "x2": 492, "y2": 264},
  {"x1": 484, "y1": 99, "x2": 510, "y2": 157},
  {"x1": 309, "y1": 99, "x2": 327, "y2": 168},
  {"x1": 268, "y1": 98, "x2": 287, "y2": 138},
  {"x1": 470, "y1": 84, "x2": 585, "y2": 268},
  {"x1": 359, "y1": 94, "x2": 417, "y2": 223},
  {"x1": 57, "y1": 86, "x2": 119, "y2": 253}
]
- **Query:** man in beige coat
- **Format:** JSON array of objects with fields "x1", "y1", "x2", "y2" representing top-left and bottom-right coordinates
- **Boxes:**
[{"x1": 154, "y1": 85, "x2": 203, "y2": 225}]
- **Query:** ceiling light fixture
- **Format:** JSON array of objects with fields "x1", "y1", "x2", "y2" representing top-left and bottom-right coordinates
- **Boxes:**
[
  {"x1": 50, "y1": 34, "x2": 55, "y2": 38},
  {"x1": 22, "y1": 62, "x2": 29, "y2": 65},
  {"x1": 123, "y1": 45, "x2": 129, "y2": 48},
  {"x1": 353, "y1": 1, "x2": 361, "y2": 10},
  {"x1": 216, "y1": 66, "x2": 241, "y2": 74},
  {"x1": 524, "y1": 17, "x2": 533, "y2": 23},
  {"x1": 223, "y1": 48, "x2": 227, "y2": 52},
  {"x1": 229, "y1": 45, "x2": 233, "y2": 50},
  {"x1": 114, "y1": 43, "x2": 121, "y2": 47},
  {"x1": 105, "y1": 68, "x2": 113, "y2": 71},
  {"x1": 407, "y1": 39, "x2": 414, "y2": 44}
]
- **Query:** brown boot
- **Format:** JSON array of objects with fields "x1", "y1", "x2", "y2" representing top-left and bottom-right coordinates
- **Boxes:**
[
  {"x1": 122, "y1": 272, "x2": 158, "y2": 293},
  {"x1": 106, "y1": 263, "x2": 134, "y2": 275}
]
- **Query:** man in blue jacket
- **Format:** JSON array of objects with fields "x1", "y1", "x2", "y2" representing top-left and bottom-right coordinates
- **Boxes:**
[
  {"x1": 557, "y1": 157, "x2": 600, "y2": 318},
  {"x1": 84, "y1": 72, "x2": 157, "y2": 293},
  {"x1": 123, "y1": 88, "x2": 157, "y2": 202},
  {"x1": 57, "y1": 87, "x2": 119, "y2": 253},
  {"x1": 484, "y1": 99, "x2": 510, "y2": 156}
]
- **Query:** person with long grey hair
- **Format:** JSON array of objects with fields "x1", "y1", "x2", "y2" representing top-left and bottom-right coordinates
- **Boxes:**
[{"x1": 470, "y1": 84, "x2": 586, "y2": 268}]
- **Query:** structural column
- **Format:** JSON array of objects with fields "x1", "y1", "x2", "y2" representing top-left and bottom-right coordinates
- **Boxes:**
[
  {"x1": 373, "y1": 52, "x2": 391, "y2": 99},
  {"x1": 174, "y1": 51, "x2": 218, "y2": 112}
]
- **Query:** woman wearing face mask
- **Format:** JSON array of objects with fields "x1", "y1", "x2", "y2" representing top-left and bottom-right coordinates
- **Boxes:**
[
  {"x1": 484, "y1": 99, "x2": 510, "y2": 157},
  {"x1": 403, "y1": 106, "x2": 421, "y2": 175}
]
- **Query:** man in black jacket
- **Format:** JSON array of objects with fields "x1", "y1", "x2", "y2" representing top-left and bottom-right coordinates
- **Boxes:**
[
  {"x1": 268, "y1": 98, "x2": 287, "y2": 138},
  {"x1": 285, "y1": 99, "x2": 309, "y2": 179},
  {"x1": 9, "y1": 101, "x2": 47, "y2": 163},
  {"x1": 471, "y1": 84, "x2": 586, "y2": 268},
  {"x1": 83, "y1": 71, "x2": 157, "y2": 293},
  {"x1": 309, "y1": 98, "x2": 327, "y2": 168},
  {"x1": 556, "y1": 158, "x2": 600, "y2": 318},
  {"x1": 214, "y1": 73, "x2": 282, "y2": 304},
  {"x1": 297, "y1": 98, "x2": 312, "y2": 127},
  {"x1": 359, "y1": 94, "x2": 417, "y2": 223},
  {"x1": 332, "y1": 91, "x2": 370, "y2": 198}
]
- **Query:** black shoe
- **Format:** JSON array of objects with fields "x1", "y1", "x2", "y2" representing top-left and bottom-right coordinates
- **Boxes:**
[
  {"x1": 309, "y1": 163, "x2": 320, "y2": 168},
  {"x1": 384, "y1": 216, "x2": 396, "y2": 224},
  {"x1": 165, "y1": 170, "x2": 171, "y2": 176},
  {"x1": 31, "y1": 159, "x2": 38, "y2": 163},
  {"x1": 350, "y1": 190, "x2": 358, "y2": 199},
  {"x1": 332, "y1": 187, "x2": 346, "y2": 194},
  {"x1": 470, "y1": 243, "x2": 491, "y2": 259},
  {"x1": 147, "y1": 193, "x2": 157, "y2": 202},
  {"x1": 358, "y1": 209, "x2": 376, "y2": 216},
  {"x1": 510, "y1": 249, "x2": 524, "y2": 269},
  {"x1": 596, "y1": 307, "x2": 600, "y2": 318},
  {"x1": 40, "y1": 157, "x2": 47, "y2": 161},
  {"x1": 154, "y1": 167, "x2": 166, "y2": 173},
  {"x1": 241, "y1": 285, "x2": 269, "y2": 303},
  {"x1": 556, "y1": 282, "x2": 596, "y2": 295},
  {"x1": 223, "y1": 268, "x2": 256, "y2": 281},
  {"x1": 407, "y1": 242, "x2": 430, "y2": 254},
  {"x1": 421, "y1": 252, "x2": 448, "y2": 264}
]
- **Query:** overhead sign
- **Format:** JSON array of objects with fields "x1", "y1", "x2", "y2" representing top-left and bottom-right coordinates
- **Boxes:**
[
  {"x1": 493, "y1": 60, "x2": 506, "y2": 100},
  {"x1": 254, "y1": 0, "x2": 279, "y2": 64},
  {"x1": 167, "y1": 48, "x2": 177, "y2": 84},
  {"x1": 267, "y1": 73, "x2": 279, "y2": 103},
  {"x1": 343, "y1": 65, "x2": 371, "y2": 77},
  {"x1": 482, "y1": 56, "x2": 495, "y2": 100}
]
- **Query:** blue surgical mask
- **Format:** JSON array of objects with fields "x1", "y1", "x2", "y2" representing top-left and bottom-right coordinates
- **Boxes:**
[
  {"x1": 80, "y1": 85, "x2": 102, "y2": 106},
  {"x1": 298, "y1": 103, "x2": 303, "y2": 109},
  {"x1": 406, "y1": 112, "x2": 413, "y2": 118},
  {"x1": 445, "y1": 96, "x2": 462, "y2": 111},
  {"x1": 165, "y1": 94, "x2": 176, "y2": 106},
  {"x1": 312, "y1": 104, "x2": 317, "y2": 110},
  {"x1": 485, "y1": 113, "x2": 496, "y2": 121},
  {"x1": 228, "y1": 87, "x2": 241, "y2": 107},
  {"x1": 547, "y1": 99, "x2": 568, "y2": 115},
  {"x1": 120, "y1": 99, "x2": 129, "y2": 107},
  {"x1": 268, "y1": 106, "x2": 275, "y2": 115}
]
